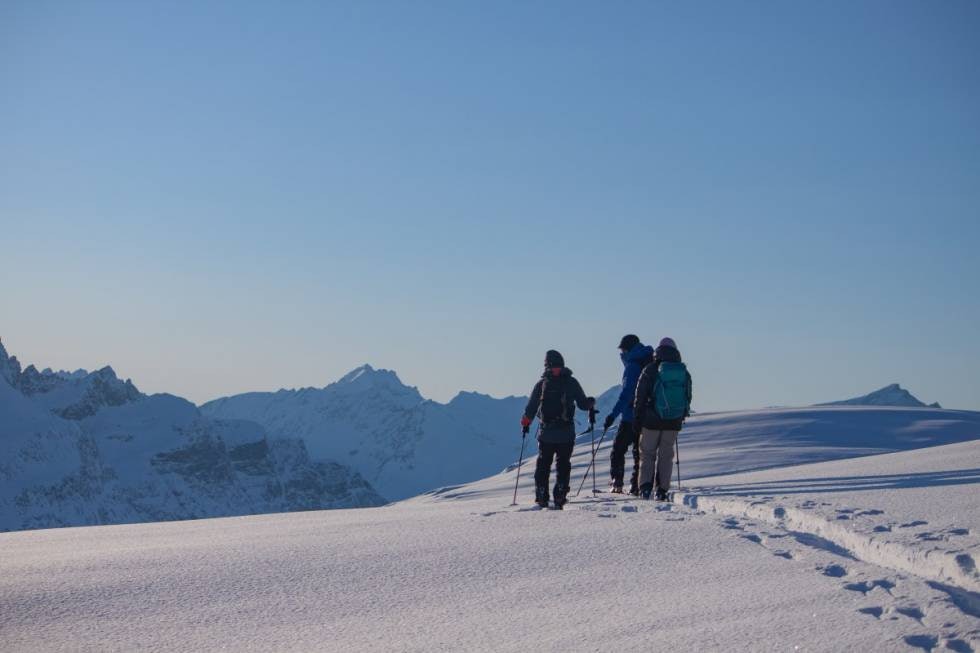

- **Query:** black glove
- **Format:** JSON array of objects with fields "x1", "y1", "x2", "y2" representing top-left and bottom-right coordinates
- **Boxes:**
[{"x1": 603, "y1": 414, "x2": 616, "y2": 430}]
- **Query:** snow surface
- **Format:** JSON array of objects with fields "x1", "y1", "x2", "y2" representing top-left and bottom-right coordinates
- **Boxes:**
[{"x1": 2, "y1": 432, "x2": 979, "y2": 651}]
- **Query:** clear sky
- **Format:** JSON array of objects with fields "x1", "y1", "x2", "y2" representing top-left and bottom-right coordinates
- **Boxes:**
[{"x1": 2, "y1": 1, "x2": 978, "y2": 411}]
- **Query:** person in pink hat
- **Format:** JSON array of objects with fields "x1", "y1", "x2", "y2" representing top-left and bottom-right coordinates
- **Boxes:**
[{"x1": 632, "y1": 337, "x2": 693, "y2": 501}]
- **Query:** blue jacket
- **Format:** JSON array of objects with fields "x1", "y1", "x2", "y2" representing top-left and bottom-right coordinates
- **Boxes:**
[{"x1": 609, "y1": 343, "x2": 654, "y2": 424}]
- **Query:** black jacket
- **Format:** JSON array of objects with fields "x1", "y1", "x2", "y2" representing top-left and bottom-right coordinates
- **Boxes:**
[
  {"x1": 524, "y1": 367, "x2": 592, "y2": 444},
  {"x1": 633, "y1": 345, "x2": 693, "y2": 432}
]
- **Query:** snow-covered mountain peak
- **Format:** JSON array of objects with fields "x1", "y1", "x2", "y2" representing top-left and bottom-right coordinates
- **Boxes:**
[
  {"x1": 335, "y1": 364, "x2": 400, "y2": 386},
  {"x1": 819, "y1": 384, "x2": 940, "y2": 408},
  {"x1": 0, "y1": 338, "x2": 22, "y2": 385},
  {"x1": 327, "y1": 364, "x2": 421, "y2": 400}
]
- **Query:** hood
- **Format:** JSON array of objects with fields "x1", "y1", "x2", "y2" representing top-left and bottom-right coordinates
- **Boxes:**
[
  {"x1": 655, "y1": 344, "x2": 681, "y2": 363},
  {"x1": 621, "y1": 343, "x2": 654, "y2": 366},
  {"x1": 541, "y1": 367, "x2": 574, "y2": 379}
]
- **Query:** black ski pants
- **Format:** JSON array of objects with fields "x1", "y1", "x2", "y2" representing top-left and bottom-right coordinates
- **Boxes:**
[
  {"x1": 534, "y1": 441, "x2": 574, "y2": 494},
  {"x1": 609, "y1": 421, "x2": 639, "y2": 488}
]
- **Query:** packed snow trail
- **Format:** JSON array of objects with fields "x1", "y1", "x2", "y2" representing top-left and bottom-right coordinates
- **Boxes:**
[{"x1": 3, "y1": 442, "x2": 979, "y2": 651}]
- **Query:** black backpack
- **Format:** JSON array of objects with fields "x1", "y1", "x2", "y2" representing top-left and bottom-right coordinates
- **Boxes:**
[{"x1": 538, "y1": 374, "x2": 570, "y2": 425}]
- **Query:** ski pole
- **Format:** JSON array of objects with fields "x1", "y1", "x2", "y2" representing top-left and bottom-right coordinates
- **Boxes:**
[
  {"x1": 575, "y1": 424, "x2": 610, "y2": 496},
  {"x1": 589, "y1": 410, "x2": 597, "y2": 495},
  {"x1": 511, "y1": 426, "x2": 529, "y2": 506}
]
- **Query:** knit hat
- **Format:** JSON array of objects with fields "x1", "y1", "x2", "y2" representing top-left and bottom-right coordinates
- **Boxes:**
[
  {"x1": 658, "y1": 337, "x2": 677, "y2": 350},
  {"x1": 618, "y1": 334, "x2": 640, "y2": 351},
  {"x1": 544, "y1": 350, "x2": 565, "y2": 368}
]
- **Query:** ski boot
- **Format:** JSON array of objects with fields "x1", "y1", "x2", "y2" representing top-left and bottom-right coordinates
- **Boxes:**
[
  {"x1": 655, "y1": 488, "x2": 670, "y2": 502},
  {"x1": 640, "y1": 484, "x2": 653, "y2": 500},
  {"x1": 553, "y1": 484, "x2": 569, "y2": 510},
  {"x1": 628, "y1": 483, "x2": 640, "y2": 497},
  {"x1": 609, "y1": 483, "x2": 624, "y2": 494},
  {"x1": 535, "y1": 485, "x2": 549, "y2": 509}
]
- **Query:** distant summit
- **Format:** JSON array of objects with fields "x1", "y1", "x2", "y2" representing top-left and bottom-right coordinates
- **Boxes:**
[{"x1": 818, "y1": 384, "x2": 941, "y2": 409}]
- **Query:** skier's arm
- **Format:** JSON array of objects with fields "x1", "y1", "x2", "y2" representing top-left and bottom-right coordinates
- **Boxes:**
[
  {"x1": 685, "y1": 371, "x2": 693, "y2": 418},
  {"x1": 633, "y1": 364, "x2": 653, "y2": 427},
  {"x1": 523, "y1": 381, "x2": 543, "y2": 423},
  {"x1": 572, "y1": 379, "x2": 594, "y2": 411},
  {"x1": 608, "y1": 364, "x2": 634, "y2": 423}
]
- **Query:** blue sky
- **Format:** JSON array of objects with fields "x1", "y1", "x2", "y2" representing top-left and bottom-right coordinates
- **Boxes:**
[{"x1": 2, "y1": 1, "x2": 978, "y2": 411}]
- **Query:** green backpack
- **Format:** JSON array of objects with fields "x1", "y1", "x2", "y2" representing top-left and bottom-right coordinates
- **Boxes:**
[{"x1": 653, "y1": 362, "x2": 690, "y2": 420}]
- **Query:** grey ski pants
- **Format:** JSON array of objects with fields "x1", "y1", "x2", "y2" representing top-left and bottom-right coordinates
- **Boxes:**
[{"x1": 638, "y1": 428, "x2": 678, "y2": 492}]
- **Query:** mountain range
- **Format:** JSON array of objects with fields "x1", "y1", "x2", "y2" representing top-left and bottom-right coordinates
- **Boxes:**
[
  {"x1": 0, "y1": 341, "x2": 383, "y2": 533},
  {"x1": 1, "y1": 337, "x2": 953, "y2": 533}
]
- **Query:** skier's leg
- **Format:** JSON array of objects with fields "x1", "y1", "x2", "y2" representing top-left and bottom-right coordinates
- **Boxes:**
[
  {"x1": 554, "y1": 442, "x2": 574, "y2": 506},
  {"x1": 608, "y1": 422, "x2": 630, "y2": 487},
  {"x1": 637, "y1": 427, "x2": 657, "y2": 497},
  {"x1": 657, "y1": 430, "x2": 678, "y2": 494},
  {"x1": 626, "y1": 422, "x2": 640, "y2": 494},
  {"x1": 534, "y1": 442, "x2": 554, "y2": 506}
]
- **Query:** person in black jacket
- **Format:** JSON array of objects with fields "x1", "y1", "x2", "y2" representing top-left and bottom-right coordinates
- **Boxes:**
[
  {"x1": 632, "y1": 338, "x2": 693, "y2": 501},
  {"x1": 521, "y1": 350, "x2": 596, "y2": 509}
]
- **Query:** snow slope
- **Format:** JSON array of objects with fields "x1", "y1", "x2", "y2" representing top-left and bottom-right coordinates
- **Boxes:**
[
  {"x1": 3, "y1": 438, "x2": 978, "y2": 651},
  {"x1": 0, "y1": 342, "x2": 383, "y2": 532}
]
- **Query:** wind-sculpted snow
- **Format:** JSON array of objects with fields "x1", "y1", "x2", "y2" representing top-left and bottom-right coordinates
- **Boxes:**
[{"x1": 0, "y1": 344, "x2": 384, "y2": 532}]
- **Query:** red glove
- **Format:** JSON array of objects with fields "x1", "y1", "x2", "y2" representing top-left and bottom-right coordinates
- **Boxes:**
[{"x1": 520, "y1": 416, "x2": 531, "y2": 429}]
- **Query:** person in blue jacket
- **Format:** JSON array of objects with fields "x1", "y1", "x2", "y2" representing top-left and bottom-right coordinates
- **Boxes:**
[{"x1": 603, "y1": 335, "x2": 655, "y2": 494}]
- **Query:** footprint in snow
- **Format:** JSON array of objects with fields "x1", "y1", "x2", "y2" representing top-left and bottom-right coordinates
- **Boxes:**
[
  {"x1": 820, "y1": 564, "x2": 848, "y2": 578},
  {"x1": 855, "y1": 509, "x2": 885, "y2": 516},
  {"x1": 943, "y1": 638, "x2": 972, "y2": 653},
  {"x1": 621, "y1": 505, "x2": 637, "y2": 513},
  {"x1": 954, "y1": 554, "x2": 975, "y2": 574},
  {"x1": 915, "y1": 532, "x2": 945, "y2": 542},
  {"x1": 844, "y1": 579, "x2": 896, "y2": 595},
  {"x1": 903, "y1": 634, "x2": 938, "y2": 652},
  {"x1": 899, "y1": 520, "x2": 929, "y2": 528},
  {"x1": 772, "y1": 550, "x2": 794, "y2": 560},
  {"x1": 895, "y1": 606, "x2": 925, "y2": 623},
  {"x1": 947, "y1": 528, "x2": 970, "y2": 536},
  {"x1": 873, "y1": 525, "x2": 893, "y2": 533},
  {"x1": 858, "y1": 606, "x2": 884, "y2": 619}
]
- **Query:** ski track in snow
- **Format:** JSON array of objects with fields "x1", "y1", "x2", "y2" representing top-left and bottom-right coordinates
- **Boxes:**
[{"x1": 473, "y1": 492, "x2": 979, "y2": 652}]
